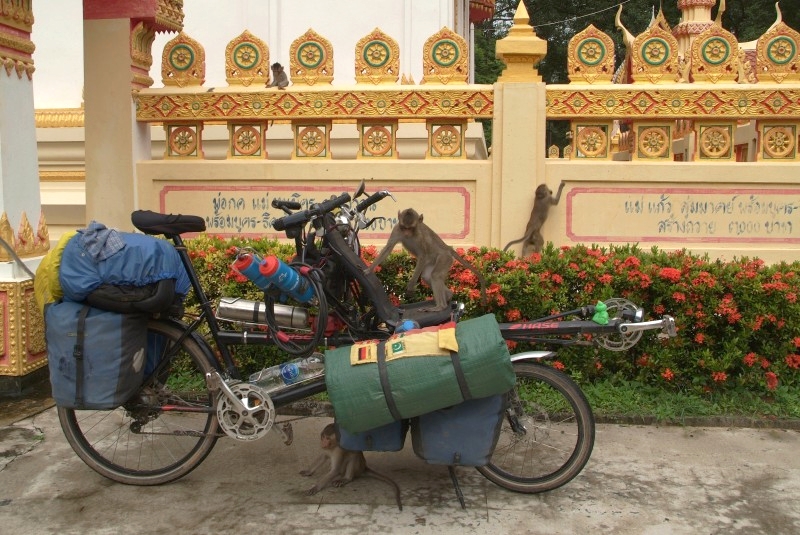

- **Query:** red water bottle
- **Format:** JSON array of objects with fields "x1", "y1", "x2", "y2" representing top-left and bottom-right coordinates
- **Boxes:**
[
  {"x1": 232, "y1": 252, "x2": 272, "y2": 290},
  {"x1": 259, "y1": 255, "x2": 315, "y2": 303}
]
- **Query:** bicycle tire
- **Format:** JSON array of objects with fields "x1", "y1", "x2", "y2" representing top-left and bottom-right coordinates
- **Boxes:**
[
  {"x1": 58, "y1": 320, "x2": 220, "y2": 486},
  {"x1": 477, "y1": 361, "x2": 595, "y2": 493}
]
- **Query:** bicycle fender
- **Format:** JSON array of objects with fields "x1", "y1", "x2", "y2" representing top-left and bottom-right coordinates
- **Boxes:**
[{"x1": 510, "y1": 351, "x2": 557, "y2": 362}]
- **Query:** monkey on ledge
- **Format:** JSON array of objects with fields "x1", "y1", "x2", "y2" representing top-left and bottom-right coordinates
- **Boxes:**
[{"x1": 366, "y1": 208, "x2": 488, "y2": 312}]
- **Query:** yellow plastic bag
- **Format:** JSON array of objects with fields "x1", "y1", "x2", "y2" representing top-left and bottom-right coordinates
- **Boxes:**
[{"x1": 34, "y1": 231, "x2": 77, "y2": 312}]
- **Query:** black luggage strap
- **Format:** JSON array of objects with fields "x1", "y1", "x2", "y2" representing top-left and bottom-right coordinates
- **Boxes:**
[
  {"x1": 375, "y1": 340, "x2": 473, "y2": 422},
  {"x1": 73, "y1": 305, "x2": 91, "y2": 407},
  {"x1": 376, "y1": 341, "x2": 402, "y2": 421},
  {"x1": 449, "y1": 350, "x2": 473, "y2": 401}
]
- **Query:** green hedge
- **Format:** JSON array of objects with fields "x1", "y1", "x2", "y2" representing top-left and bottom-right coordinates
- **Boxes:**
[{"x1": 185, "y1": 235, "x2": 800, "y2": 397}]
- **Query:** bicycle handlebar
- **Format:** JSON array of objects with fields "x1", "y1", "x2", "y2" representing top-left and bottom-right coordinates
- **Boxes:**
[
  {"x1": 356, "y1": 190, "x2": 391, "y2": 213},
  {"x1": 272, "y1": 193, "x2": 352, "y2": 232}
]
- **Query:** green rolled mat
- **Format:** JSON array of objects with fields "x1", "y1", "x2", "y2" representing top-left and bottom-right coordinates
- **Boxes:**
[{"x1": 325, "y1": 314, "x2": 514, "y2": 433}]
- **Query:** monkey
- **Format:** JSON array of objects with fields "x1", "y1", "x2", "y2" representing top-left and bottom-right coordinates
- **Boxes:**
[
  {"x1": 503, "y1": 182, "x2": 565, "y2": 257},
  {"x1": 267, "y1": 62, "x2": 289, "y2": 89},
  {"x1": 300, "y1": 423, "x2": 403, "y2": 511},
  {"x1": 366, "y1": 208, "x2": 488, "y2": 312}
]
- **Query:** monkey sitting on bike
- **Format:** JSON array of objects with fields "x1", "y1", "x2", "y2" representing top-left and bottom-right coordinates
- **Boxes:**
[{"x1": 366, "y1": 208, "x2": 487, "y2": 312}]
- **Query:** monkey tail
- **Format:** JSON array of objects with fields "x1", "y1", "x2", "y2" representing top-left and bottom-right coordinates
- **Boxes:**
[
  {"x1": 365, "y1": 468, "x2": 403, "y2": 511},
  {"x1": 502, "y1": 237, "x2": 525, "y2": 252}
]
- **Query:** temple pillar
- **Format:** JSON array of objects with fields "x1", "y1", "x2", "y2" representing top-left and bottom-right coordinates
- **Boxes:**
[
  {"x1": 0, "y1": 3, "x2": 48, "y2": 394},
  {"x1": 82, "y1": 0, "x2": 184, "y2": 230},
  {"x1": 491, "y1": 1, "x2": 548, "y2": 251}
]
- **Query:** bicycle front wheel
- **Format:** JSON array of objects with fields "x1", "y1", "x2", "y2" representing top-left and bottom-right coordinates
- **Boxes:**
[
  {"x1": 57, "y1": 320, "x2": 220, "y2": 486},
  {"x1": 477, "y1": 361, "x2": 595, "y2": 493}
]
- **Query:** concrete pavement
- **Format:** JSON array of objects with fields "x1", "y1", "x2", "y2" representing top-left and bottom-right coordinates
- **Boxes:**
[{"x1": 0, "y1": 406, "x2": 799, "y2": 535}]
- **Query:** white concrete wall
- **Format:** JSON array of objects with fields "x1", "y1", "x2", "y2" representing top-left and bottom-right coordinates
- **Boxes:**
[{"x1": 31, "y1": 0, "x2": 468, "y2": 107}]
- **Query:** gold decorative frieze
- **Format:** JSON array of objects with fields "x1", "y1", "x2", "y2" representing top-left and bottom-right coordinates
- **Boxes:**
[
  {"x1": 0, "y1": 211, "x2": 48, "y2": 261},
  {"x1": 0, "y1": 280, "x2": 47, "y2": 377},
  {"x1": 631, "y1": 25, "x2": 680, "y2": 84},
  {"x1": 696, "y1": 122, "x2": 736, "y2": 160},
  {"x1": 0, "y1": 0, "x2": 34, "y2": 33},
  {"x1": 228, "y1": 121, "x2": 268, "y2": 158},
  {"x1": 162, "y1": 32, "x2": 205, "y2": 87},
  {"x1": 427, "y1": 120, "x2": 466, "y2": 158},
  {"x1": 131, "y1": 22, "x2": 156, "y2": 89},
  {"x1": 633, "y1": 123, "x2": 672, "y2": 160},
  {"x1": 293, "y1": 121, "x2": 331, "y2": 159},
  {"x1": 690, "y1": 24, "x2": 739, "y2": 83},
  {"x1": 155, "y1": 0, "x2": 185, "y2": 33},
  {"x1": 355, "y1": 28, "x2": 399, "y2": 85},
  {"x1": 567, "y1": 25, "x2": 615, "y2": 84},
  {"x1": 35, "y1": 108, "x2": 84, "y2": 128},
  {"x1": 290, "y1": 29, "x2": 334, "y2": 86},
  {"x1": 225, "y1": 30, "x2": 269, "y2": 87},
  {"x1": 574, "y1": 123, "x2": 612, "y2": 159},
  {"x1": 759, "y1": 122, "x2": 799, "y2": 161},
  {"x1": 165, "y1": 123, "x2": 204, "y2": 158},
  {"x1": 358, "y1": 120, "x2": 398, "y2": 158},
  {"x1": 757, "y1": 22, "x2": 800, "y2": 83},
  {"x1": 135, "y1": 88, "x2": 494, "y2": 121},
  {"x1": 421, "y1": 27, "x2": 468, "y2": 85},
  {"x1": 546, "y1": 86, "x2": 800, "y2": 119}
]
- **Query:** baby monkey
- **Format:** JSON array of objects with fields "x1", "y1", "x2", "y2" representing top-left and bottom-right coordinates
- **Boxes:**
[
  {"x1": 300, "y1": 423, "x2": 403, "y2": 511},
  {"x1": 267, "y1": 62, "x2": 289, "y2": 89}
]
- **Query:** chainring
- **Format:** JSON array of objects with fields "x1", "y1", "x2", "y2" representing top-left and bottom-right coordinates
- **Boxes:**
[
  {"x1": 594, "y1": 298, "x2": 643, "y2": 351},
  {"x1": 216, "y1": 382, "x2": 276, "y2": 441}
]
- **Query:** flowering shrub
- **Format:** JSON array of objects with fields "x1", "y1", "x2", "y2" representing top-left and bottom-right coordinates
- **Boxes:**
[{"x1": 186, "y1": 236, "x2": 800, "y2": 397}]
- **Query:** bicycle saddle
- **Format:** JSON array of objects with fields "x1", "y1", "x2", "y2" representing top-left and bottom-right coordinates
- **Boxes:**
[{"x1": 132, "y1": 210, "x2": 206, "y2": 236}]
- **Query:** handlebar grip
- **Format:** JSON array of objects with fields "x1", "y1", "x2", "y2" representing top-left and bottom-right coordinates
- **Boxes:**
[
  {"x1": 271, "y1": 210, "x2": 310, "y2": 231},
  {"x1": 356, "y1": 191, "x2": 389, "y2": 212},
  {"x1": 315, "y1": 193, "x2": 351, "y2": 215},
  {"x1": 271, "y1": 193, "x2": 352, "y2": 231},
  {"x1": 271, "y1": 198, "x2": 302, "y2": 210}
]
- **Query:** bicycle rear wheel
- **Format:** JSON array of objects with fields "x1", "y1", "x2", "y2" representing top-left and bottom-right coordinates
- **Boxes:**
[
  {"x1": 58, "y1": 320, "x2": 220, "y2": 486},
  {"x1": 477, "y1": 361, "x2": 595, "y2": 493}
]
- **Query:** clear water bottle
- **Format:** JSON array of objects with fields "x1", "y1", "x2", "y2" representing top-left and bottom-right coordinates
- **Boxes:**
[{"x1": 248, "y1": 353, "x2": 325, "y2": 393}]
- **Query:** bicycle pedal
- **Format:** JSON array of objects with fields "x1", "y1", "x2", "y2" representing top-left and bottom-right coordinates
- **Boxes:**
[{"x1": 274, "y1": 422, "x2": 294, "y2": 445}]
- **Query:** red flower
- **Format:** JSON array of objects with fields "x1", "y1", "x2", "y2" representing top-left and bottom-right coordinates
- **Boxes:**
[
  {"x1": 552, "y1": 361, "x2": 565, "y2": 371},
  {"x1": 761, "y1": 358, "x2": 771, "y2": 369},
  {"x1": 794, "y1": 337, "x2": 800, "y2": 349},
  {"x1": 661, "y1": 368, "x2": 674, "y2": 381},
  {"x1": 765, "y1": 372, "x2": 779, "y2": 391},
  {"x1": 622, "y1": 256, "x2": 641, "y2": 268},
  {"x1": 598, "y1": 274, "x2": 613, "y2": 285},
  {"x1": 653, "y1": 304, "x2": 666, "y2": 315},
  {"x1": 672, "y1": 291, "x2": 686, "y2": 303},
  {"x1": 785, "y1": 354, "x2": 800, "y2": 370},
  {"x1": 551, "y1": 273, "x2": 564, "y2": 285},
  {"x1": 743, "y1": 352, "x2": 757, "y2": 367},
  {"x1": 694, "y1": 333, "x2": 705, "y2": 344},
  {"x1": 505, "y1": 308, "x2": 522, "y2": 321},
  {"x1": 712, "y1": 371, "x2": 727, "y2": 382},
  {"x1": 658, "y1": 267, "x2": 682, "y2": 283}
]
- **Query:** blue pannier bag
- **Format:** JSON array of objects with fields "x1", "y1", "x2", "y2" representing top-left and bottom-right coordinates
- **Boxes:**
[
  {"x1": 336, "y1": 420, "x2": 409, "y2": 452},
  {"x1": 410, "y1": 394, "x2": 507, "y2": 467},
  {"x1": 45, "y1": 301, "x2": 147, "y2": 410}
]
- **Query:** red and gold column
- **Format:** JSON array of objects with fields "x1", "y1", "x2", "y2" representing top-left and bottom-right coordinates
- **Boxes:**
[{"x1": 0, "y1": 1, "x2": 48, "y2": 390}]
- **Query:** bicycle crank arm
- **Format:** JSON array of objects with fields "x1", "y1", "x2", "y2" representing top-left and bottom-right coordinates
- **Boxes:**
[
  {"x1": 205, "y1": 371, "x2": 248, "y2": 413},
  {"x1": 618, "y1": 315, "x2": 677, "y2": 337}
]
